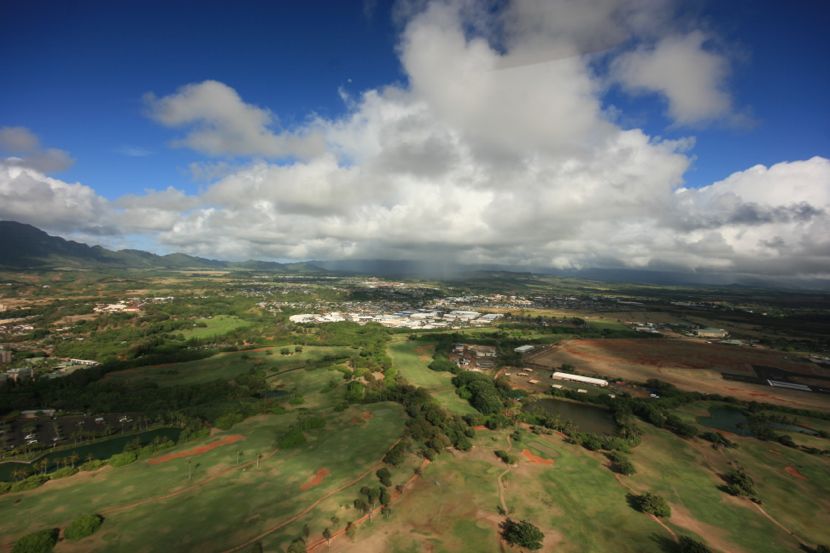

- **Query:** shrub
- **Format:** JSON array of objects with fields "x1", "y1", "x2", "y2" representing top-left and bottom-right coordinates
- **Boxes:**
[
  {"x1": 12, "y1": 528, "x2": 58, "y2": 553},
  {"x1": 500, "y1": 519, "x2": 544, "y2": 550},
  {"x1": 79, "y1": 459, "x2": 106, "y2": 472},
  {"x1": 494, "y1": 450, "x2": 516, "y2": 465},
  {"x1": 109, "y1": 451, "x2": 139, "y2": 467},
  {"x1": 723, "y1": 467, "x2": 760, "y2": 502},
  {"x1": 376, "y1": 467, "x2": 392, "y2": 487},
  {"x1": 678, "y1": 536, "x2": 712, "y2": 553},
  {"x1": 10, "y1": 474, "x2": 49, "y2": 493},
  {"x1": 276, "y1": 426, "x2": 306, "y2": 449},
  {"x1": 64, "y1": 514, "x2": 103, "y2": 541},
  {"x1": 629, "y1": 492, "x2": 671, "y2": 517},
  {"x1": 49, "y1": 466, "x2": 78, "y2": 480}
]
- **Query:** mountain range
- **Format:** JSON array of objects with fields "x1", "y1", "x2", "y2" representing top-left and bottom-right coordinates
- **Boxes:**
[{"x1": 2, "y1": 220, "x2": 828, "y2": 290}]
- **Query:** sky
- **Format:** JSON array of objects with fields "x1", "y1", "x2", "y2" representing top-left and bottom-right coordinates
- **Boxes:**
[{"x1": 1, "y1": 0, "x2": 829, "y2": 278}]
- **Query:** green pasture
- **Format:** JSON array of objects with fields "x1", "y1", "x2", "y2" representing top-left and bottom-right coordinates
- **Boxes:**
[
  {"x1": 387, "y1": 338, "x2": 476, "y2": 415},
  {"x1": 105, "y1": 345, "x2": 352, "y2": 387},
  {"x1": 628, "y1": 426, "x2": 804, "y2": 552},
  {"x1": 177, "y1": 315, "x2": 251, "y2": 339},
  {"x1": 0, "y1": 402, "x2": 405, "y2": 552}
]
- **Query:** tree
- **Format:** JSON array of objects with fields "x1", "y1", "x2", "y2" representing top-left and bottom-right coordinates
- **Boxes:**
[
  {"x1": 376, "y1": 467, "x2": 392, "y2": 487},
  {"x1": 12, "y1": 528, "x2": 58, "y2": 553},
  {"x1": 629, "y1": 492, "x2": 671, "y2": 518},
  {"x1": 322, "y1": 528, "x2": 332, "y2": 543},
  {"x1": 678, "y1": 536, "x2": 712, "y2": 553},
  {"x1": 286, "y1": 537, "x2": 305, "y2": 553},
  {"x1": 64, "y1": 514, "x2": 104, "y2": 541},
  {"x1": 500, "y1": 519, "x2": 544, "y2": 550}
]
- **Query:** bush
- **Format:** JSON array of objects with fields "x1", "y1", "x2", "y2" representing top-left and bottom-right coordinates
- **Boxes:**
[
  {"x1": 629, "y1": 492, "x2": 671, "y2": 517},
  {"x1": 722, "y1": 467, "x2": 760, "y2": 502},
  {"x1": 494, "y1": 450, "x2": 516, "y2": 465},
  {"x1": 12, "y1": 528, "x2": 58, "y2": 553},
  {"x1": 49, "y1": 466, "x2": 79, "y2": 480},
  {"x1": 10, "y1": 474, "x2": 48, "y2": 493},
  {"x1": 500, "y1": 519, "x2": 544, "y2": 550},
  {"x1": 109, "y1": 451, "x2": 139, "y2": 467},
  {"x1": 376, "y1": 467, "x2": 392, "y2": 487},
  {"x1": 64, "y1": 514, "x2": 104, "y2": 541},
  {"x1": 276, "y1": 426, "x2": 306, "y2": 449},
  {"x1": 80, "y1": 459, "x2": 106, "y2": 472},
  {"x1": 678, "y1": 536, "x2": 713, "y2": 553}
]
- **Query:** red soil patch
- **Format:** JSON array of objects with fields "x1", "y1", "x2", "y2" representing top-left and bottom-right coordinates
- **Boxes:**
[
  {"x1": 148, "y1": 434, "x2": 245, "y2": 464},
  {"x1": 522, "y1": 449, "x2": 554, "y2": 465},
  {"x1": 473, "y1": 425, "x2": 488, "y2": 431},
  {"x1": 785, "y1": 465, "x2": 808, "y2": 480},
  {"x1": 300, "y1": 468, "x2": 330, "y2": 491},
  {"x1": 352, "y1": 411, "x2": 374, "y2": 424}
]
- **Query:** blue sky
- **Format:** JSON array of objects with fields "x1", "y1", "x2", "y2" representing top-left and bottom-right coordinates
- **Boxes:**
[
  {"x1": 2, "y1": 0, "x2": 827, "y2": 196},
  {"x1": 1, "y1": 0, "x2": 829, "y2": 277}
]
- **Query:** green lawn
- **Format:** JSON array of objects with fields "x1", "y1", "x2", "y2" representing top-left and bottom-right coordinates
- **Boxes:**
[
  {"x1": 106, "y1": 345, "x2": 352, "y2": 387},
  {"x1": 387, "y1": 338, "x2": 477, "y2": 416},
  {"x1": 177, "y1": 315, "x2": 251, "y2": 339}
]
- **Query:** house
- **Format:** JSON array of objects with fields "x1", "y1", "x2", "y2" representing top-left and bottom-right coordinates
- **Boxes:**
[
  {"x1": 514, "y1": 345, "x2": 535, "y2": 354},
  {"x1": 0, "y1": 349, "x2": 11, "y2": 364}
]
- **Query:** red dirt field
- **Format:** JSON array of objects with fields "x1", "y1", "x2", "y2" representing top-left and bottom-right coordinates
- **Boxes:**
[
  {"x1": 521, "y1": 449, "x2": 554, "y2": 465},
  {"x1": 148, "y1": 435, "x2": 245, "y2": 464},
  {"x1": 784, "y1": 465, "x2": 808, "y2": 480},
  {"x1": 473, "y1": 425, "x2": 488, "y2": 431},
  {"x1": 300, "y1": 468, "x2": 330, "y2": 491},
  {"x1": 527, "y1": 338, "x2": 830, "y2": 412}
]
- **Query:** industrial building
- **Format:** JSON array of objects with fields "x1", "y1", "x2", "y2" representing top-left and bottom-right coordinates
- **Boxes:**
[{"x1": 551, "y1": 371, "x2": 609, "y2": 387}]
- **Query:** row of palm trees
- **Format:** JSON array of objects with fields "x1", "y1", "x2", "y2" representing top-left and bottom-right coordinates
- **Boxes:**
[{"x1": 10, "y1": 451, "x2": 95, "y2": 481}]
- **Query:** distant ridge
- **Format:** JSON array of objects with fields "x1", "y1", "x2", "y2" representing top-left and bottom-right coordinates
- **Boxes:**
[{"x1": 0, "y1": 221, "x2": 322, "y2": 273}]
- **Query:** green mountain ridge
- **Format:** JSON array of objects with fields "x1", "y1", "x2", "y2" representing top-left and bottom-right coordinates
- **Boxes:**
[{"x1": 0, "y1": 221, "x2": 321, "y2": 273}]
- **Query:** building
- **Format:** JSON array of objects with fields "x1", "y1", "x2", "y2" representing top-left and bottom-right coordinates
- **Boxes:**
[
  {"x1": 0, "y1": 348, "x2": 11, "y2": 364},
  {"x1": 767, "y1": 379, "x2": 811, "y2": 392},
  {"x1": 695, "y1": 327, "x2": 728, "y2": 339},
  {"x1": 6, "y1": 367, "x2": 34, "y2": 382},
  {"x1": 552, "y1": 371, "x2": 608, "y2": 387},
  {"x1": 514, "y1": 345, "x2": 535, "y2": 354}
]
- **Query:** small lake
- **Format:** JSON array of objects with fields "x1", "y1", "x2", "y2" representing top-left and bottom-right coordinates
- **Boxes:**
[
  {"x1": 696, "y1": 406, "x2": 752, "y2": 436},
  {"x1": 0, "y1": 427, "x2": 181, "y2": 481},
  {"x1": 525, "y1": 398, "x2": 616, "y2": 435},
  {"x1": 770, "y1": 422, "x2": 819, "y2": 436}
]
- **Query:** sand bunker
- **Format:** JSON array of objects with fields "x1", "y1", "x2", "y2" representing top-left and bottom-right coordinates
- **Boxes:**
[
  {"x1": 148, "y1": 435, "x2": 245, "y2": 465},
  {"x1": 522, "y1": 449, "x2": 554, "y2": 465},
  {"x1": 784, "y1": 465, "x2": 807, "y2": 480},
  {"x1": 300, "y1": 468, "x2": 331, "y2": 491}
]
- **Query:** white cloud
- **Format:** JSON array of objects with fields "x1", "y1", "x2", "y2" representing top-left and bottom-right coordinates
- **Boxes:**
[
  {"x1": 3, "y1": 0, "x2": 827, "y2": 280},
  {"x1": 0, "y1": 126, "x2": 74, "y2": 173},
  {"x1": 611, "y1": 31, "x2": 733, "y2": 125},
  {"x1": 144, "y1": 80, "x2": 325, "y2": 159}
]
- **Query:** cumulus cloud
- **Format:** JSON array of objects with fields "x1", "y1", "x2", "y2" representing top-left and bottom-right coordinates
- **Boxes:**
[
  {"x1": 144, "y1": 80, "x2": 325, "y2": 159},
  {"x1": 0, "y1": 126, "x2": 74, "y2": 173},
  {"x1": 611, "y1": 31, "x2": 733, "y2": 125},
  {"x1": 2, "y1": 0, "x2": 828, "y2": 279}
]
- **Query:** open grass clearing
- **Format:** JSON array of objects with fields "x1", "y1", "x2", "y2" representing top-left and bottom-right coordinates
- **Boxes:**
[{"x1": 387, "y1": 337, "x2": 476, "y2": 416}]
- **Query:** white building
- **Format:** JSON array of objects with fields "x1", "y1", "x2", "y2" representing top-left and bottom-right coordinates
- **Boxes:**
[
  {"x1": 552, "y1": 371, "x2": 609, "y2": 387},
  {"x1": 514, "y1": 345, "x2": 535, "y2": 354}
]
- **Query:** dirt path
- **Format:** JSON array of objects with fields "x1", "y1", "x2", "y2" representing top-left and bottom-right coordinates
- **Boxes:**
[
  {"x1": 649, "y1": 514, "x2": 678, "y2": 541},
  {"x1": 496, "y1": 433, "x2": 514, "y2": 514}
]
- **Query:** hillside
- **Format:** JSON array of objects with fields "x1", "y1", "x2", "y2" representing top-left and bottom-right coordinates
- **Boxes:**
[{"x1": 0, "y1": 221, "x2": 321, "y2": 272}]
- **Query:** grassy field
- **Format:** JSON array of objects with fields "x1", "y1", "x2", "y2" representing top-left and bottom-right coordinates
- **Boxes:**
[
  {"x1": 335, "y1": 428, "x2": 670, "y2": 553},
  {"x1": 105, "y1": 345, "x2": 353, "y2": 387},
  {"x1": 177, "y1": 315, "x2": 251, "y2": 339},
  {"x1": 387, "y1": 337, "x2": 477, "y2": 416},
  {"x1": 0, "y1": 402, "x2": 406, "y2": 552}
]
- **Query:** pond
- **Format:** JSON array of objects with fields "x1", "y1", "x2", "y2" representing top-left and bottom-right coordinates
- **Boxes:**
[
  {"x1": 696, "y1": 406, "x2": 752, "y2": 436},
  {"x1": 525, "y1": 398, "x2": 617, "y2": 435},
  {"x1": 0, "y1": 427, "x2": 181, "y2": 481},
  {"x1": 769, "y1": 422, "x2": 819, "y2": 436}
]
